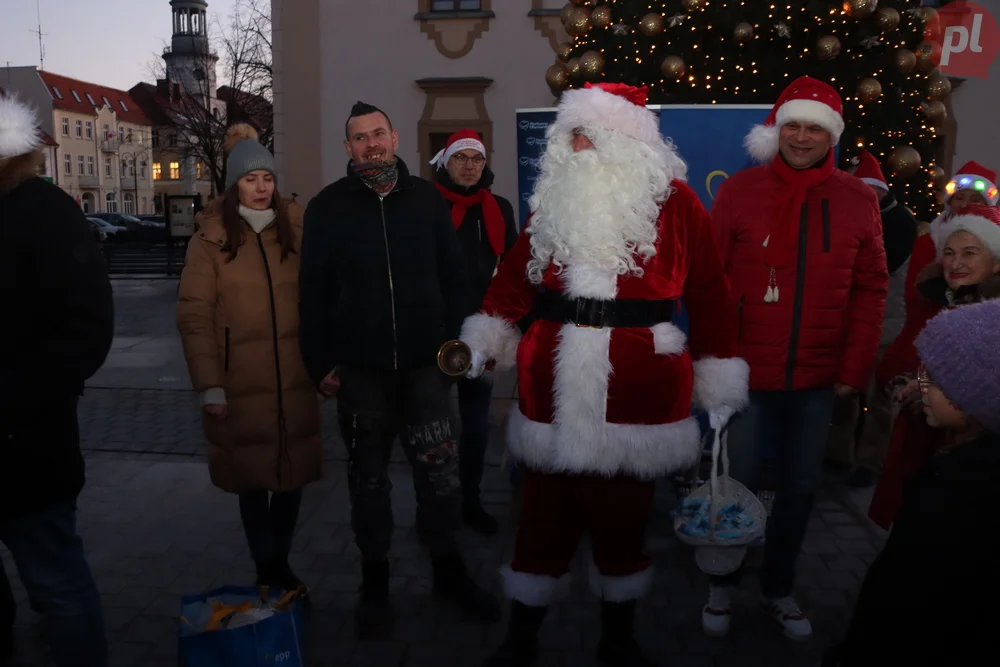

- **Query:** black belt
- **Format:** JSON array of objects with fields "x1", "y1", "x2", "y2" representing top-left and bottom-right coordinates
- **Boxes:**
[{"x1": 532, "y1": 292, "x2": 675, "y2": 329}]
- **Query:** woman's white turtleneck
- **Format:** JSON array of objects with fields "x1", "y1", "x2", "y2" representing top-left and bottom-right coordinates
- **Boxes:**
[{"x1": 239, "y1": 204, "x2": 277, "y2": 234}]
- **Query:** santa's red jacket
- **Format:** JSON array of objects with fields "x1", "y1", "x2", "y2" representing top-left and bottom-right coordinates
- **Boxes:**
[{"x1": 460, "y1": 180, "x2": 749, "y2": 480}]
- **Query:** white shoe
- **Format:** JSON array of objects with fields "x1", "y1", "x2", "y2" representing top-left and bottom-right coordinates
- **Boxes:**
[
  {"x1": 761, "y1": 595, "x2": 812, "y2": 641},
  {"x1": 701, "y1": 585, "x2": 733, "y2": 637}
]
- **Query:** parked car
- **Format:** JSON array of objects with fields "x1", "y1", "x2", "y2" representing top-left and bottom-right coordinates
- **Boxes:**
[
  {"x1": 90, "y1": 213, "x2": 166, "y2": 242},
  {"x1": 86, "y1": 219, "x2": 107, "y2": 244},
  {"x1": 87, "y1": 217, "x2": 127, "y2": 241}
]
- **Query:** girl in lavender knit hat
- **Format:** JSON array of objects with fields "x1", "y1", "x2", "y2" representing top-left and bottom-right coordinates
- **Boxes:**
[{"x1": 825, "y1": 299, "x2": 1000, "y2": 665}]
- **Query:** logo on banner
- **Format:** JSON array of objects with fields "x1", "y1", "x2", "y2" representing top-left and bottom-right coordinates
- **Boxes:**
[
  {"x1": 705, "y1": 170, "x2": 729, "y2": 200},
  {"x1": 927, "y1": 2, "x2": 1000, "y2": 78}
]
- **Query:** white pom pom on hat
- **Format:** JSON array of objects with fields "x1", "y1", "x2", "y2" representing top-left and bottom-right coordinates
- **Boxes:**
[{"x1": 0, "y1": 94, "x2": 43, "y2": 160}]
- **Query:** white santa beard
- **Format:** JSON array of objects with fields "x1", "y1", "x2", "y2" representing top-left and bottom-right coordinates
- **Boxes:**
[{"x1": 526, "y1": 135, "x2": 668, "y2": 287}]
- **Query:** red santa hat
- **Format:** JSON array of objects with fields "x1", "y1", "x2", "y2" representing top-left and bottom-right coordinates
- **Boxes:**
[
  {"x1": 429, "y1": 129, "x2": 487, "y2": 169},
  {"x1": 851, "y1": 150, "x2": 888, "y2": 193},
  {"x1": 945, "y1": 160, "x2": 999, "y2": 206},
  {"x1": 937, "y1": 203, "x2": 1000, "y2": 259},
  {"x1": 745, "y1": 76, "x2": 845, "y2": 163},
  {"x1": 551, "y1": 82, "x2": 662, "y2": 151},
  {"x1": 0, "y1": 93, "x2": 43, "y2": 161}
]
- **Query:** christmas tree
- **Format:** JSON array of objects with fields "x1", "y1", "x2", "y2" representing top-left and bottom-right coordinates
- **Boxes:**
[{"x1": 547, "y1": 0, "x2": 949, "y2": 221}]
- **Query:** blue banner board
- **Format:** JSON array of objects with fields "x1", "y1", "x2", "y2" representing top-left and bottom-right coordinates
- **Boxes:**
[{"x1": 516, "y1": 104, "x2": 774, "y2": 228}]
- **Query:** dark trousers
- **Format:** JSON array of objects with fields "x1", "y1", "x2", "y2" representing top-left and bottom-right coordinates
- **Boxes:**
[
  {"x1": 0, "y1": 503, "x2": 107, "y2": 667},
  {"x1": 336, "y1": 365, "x2": 460, "y2": 560},
  {"x1": 238, "y1": 489, "x2": 303, "y2": 564},
  {"x1": 711, "y1": 388, "x2": 836, "y2": 598},
  {"x1": 457, "y1": 376, "x2": 493, "y2": 506}
]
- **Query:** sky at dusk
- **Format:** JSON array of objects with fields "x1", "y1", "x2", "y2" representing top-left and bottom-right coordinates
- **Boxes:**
[{"x1": 0, "y1": 0, "x2": 238, "y2": 92}]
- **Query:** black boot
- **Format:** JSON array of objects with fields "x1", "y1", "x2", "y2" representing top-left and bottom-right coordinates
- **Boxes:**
[
  {"x1": 254, "y1": 560, "x2": 278, "y2": 588},
  {"x1": 431, "y1": 552, "x2": 502, "y2": 622},
  {"x1": 595, "y1": 600, "x2": 657, "y2": 666},
  {"x1": 355, "y1": 559, "x2": 391, "y2": 639},
  {"x1": 274, "y1": 556, "x2": 310, "y2": 608},
  {"x1": 462, "y1": 501, "x2": 499, "y2": 535},
  {"x1": 482, "y1": 601, "x2": 547, "y2": 667}
]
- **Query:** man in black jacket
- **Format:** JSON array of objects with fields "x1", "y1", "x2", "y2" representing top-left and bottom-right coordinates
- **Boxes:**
[
  {"x1": 430, "y1": 130, "x2": 518, "y2": 535},
  {"x1": 0, "y1": 94, "x2": 113, "y2": 667},
  {"x1": 299, "y1": 102, "x2": 500, "y2": 635}
]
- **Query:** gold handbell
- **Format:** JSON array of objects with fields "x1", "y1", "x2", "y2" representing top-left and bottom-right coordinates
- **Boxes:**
[{"x1": 437, "y1": 340, "x2": 472, "y2": 377}]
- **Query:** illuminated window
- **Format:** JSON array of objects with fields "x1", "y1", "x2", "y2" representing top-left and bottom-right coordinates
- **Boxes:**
[
  {"x1": 169, "y1": 161, "x2": 180, "y2": 179},
  {"x1": 153, "y1": 162, "x2": 162, "y2": 180}
]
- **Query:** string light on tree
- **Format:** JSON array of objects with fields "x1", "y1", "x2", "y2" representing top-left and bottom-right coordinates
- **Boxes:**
[{"x1": 550, "y1": 0, "x2": 944, "y2": 220}]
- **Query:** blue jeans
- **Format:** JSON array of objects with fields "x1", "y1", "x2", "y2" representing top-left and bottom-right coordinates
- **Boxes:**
[
  {"x1": 0, "y1": 503, "x2": 107, "y2": 667},
  {"x1": 710, "y1": 388, "x2": 836, "y2": 598},
  {"x1": 238, "y1": 489, "x2": 303, "y2": 565},
  {"x1": 458, "y1": 376, "x2": 493, "y2": 506}
]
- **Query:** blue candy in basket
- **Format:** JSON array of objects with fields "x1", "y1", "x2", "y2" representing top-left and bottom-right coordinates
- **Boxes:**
[{"x1": 672, "y1": 496, "x2": 759, "y2": 540}]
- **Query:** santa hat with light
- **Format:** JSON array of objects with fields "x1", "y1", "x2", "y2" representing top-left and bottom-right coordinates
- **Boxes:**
[
  {"x1": 548, "y1": 82, "x2": 687, "y2": 179},
  {"x1": 0, "y1": 93, "x2": 43, "y2": 164},
  {"x1": 430, "y1": 129, "x2": 487, "y2": 169},
  {"x1": 936, "y1": 203, "x2": 1000, "y2": 259},
  {"x1": 851, "y1": 150, "x2": 889, "y2": 193},
  {"x1": 944, "y1": 160, "x2": 999, "y2": 207},
  {"x1": 745, "y1": 76, "x2": 845, "y2": 163}
]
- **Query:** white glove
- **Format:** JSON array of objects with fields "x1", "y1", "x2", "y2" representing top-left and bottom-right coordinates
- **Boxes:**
[
  {"x1": 466, "y1": 350, "x2": 487, "y2": 379},
  {"x1": 708, "y1": 405, "x2": 737, "y2": 432}
]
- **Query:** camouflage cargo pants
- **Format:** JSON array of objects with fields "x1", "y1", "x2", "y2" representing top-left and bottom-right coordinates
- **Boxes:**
[{"x1": 336, "y1": 365, "x2": 461, "y2": 559}]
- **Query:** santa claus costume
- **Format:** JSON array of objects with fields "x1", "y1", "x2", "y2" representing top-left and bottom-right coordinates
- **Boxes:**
[{"x1": 460, "y1": 83, "x2": 749, "y2": 667}]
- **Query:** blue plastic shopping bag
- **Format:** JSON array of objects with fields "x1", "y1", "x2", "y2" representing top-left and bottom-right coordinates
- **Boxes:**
[{"x1": 178, "y1": 585, "x2": 305, "y2": 667}]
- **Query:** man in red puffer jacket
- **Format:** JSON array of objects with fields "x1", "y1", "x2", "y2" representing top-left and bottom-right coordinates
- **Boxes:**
[{"x1": 703, "y1": 76, "x2": 888, "y2": 642}]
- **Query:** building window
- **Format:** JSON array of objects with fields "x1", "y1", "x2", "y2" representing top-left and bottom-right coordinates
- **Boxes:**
[
  {"x1": 85, "y1": 121, "x2": 93, "y2": 139},
  {"x1": 168, "y1": 133, "x2": 177, "y2": 147},
  {"x1": 103, "y1": 124, "x2": 111, "y2": 140},
  {"x1": 152, "y1": 130, "x2": 160, "y2": 148},
  {"x1": 140, "y1": 160, "x2": 147, "y2": 178},
  {"x1": 86, "y1": 93, "x2": 96, "y2": 106},
  {"x1": 71, "y1": 90, "x2": 81, "y2": 103},
  {"x1": 105, "y1": 157, "x2": 112, "y2": 177},
  {"x1": 123, "y1": 193, "x2": 136, "y2": 215},
  {"x1": 141, "y1": 196, "x2": 147, "y2": 214},
  {"x1": 75, "y1": 120, "x2": 83, "y2": 138},
  {"x1": 196, "y1": 162, "x2": 203, "y2": 180},
  {"x1": 77, "y1": 155, "x2": 85, "y2": 175},
  {"x1": 431, "y1": 0, "x2": 481, "y2": 9},
  {"x1": 87, "y1": 156, "x2": 95, "y2": 175},
  {"x1": 61, "y1": 118, "x2": 69, "y2": 136},
  {"x1": 51, "y1": 86, "x2": 63, "y2": 100},
  {"x1": 169, "y1": 161, "x2": 180, "y2": 179},
  {"x1": 64, "y1": 154, "x2": 71, "y2": 175},
  {"x1": 105, "y1": 192, "x2": 118, "y2": 213},
  {"x1": 120, "y1": 100, "x2": 129, "y2": 113},
  {"x1": 153, "y1": 162, "x2": 162, "y2": 180}
]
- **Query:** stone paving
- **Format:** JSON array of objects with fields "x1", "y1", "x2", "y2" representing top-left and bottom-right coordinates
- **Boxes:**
[{"x1": 4, "y1": 280, "x2": 887, "y2": 667}]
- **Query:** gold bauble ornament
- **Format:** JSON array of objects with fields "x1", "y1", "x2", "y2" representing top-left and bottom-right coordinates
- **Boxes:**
[
  {"x1": 566, "y1": 57, "x2": 582, "y2": 80},
  {"x1": 874, "y1": 7, "x2": 899, "y2": 31},
  {"x1": 565, "y1": 7, "x2": 592, "y2": 37},
  {"x1": 894, "y1": 48, "x2": 917, "y2": 73},
  {"x1": 639, "y1": 13, "x2": 664, "y2": 36},
  {"x1": 570, "y1": 0, "x2": 593, "y2": 5},
  {"x1": 734, "y1": 22, "x2": 754, "y2": 43},
  {"x1": 556, "y1": 41, "x2": 574, "y2": 62},
  {"x1": 857, "y1": 77, "x2": 882, "y2": 103},
  {"x1": 816, "y1": 35, "x2": 842, "y2": 60},
  {"x1": 917, "y1": 7, "x2": 938, "y2": 25},
  {"x1": 926, "y1": 72, "x2": 952, "y2": 101},
  {"x1": 845, "y1": 0, "x2": 878, "y2": 19},
  {"x1": 545, "y1": 64, "x2": 570, "y2": 93},
  {"x1": 915, "y1": 41, "x2": 941, "y2": 71},
  {"x1": 920, "y1": 99, "x2": 947, "y2": 126},
  {"x1": 889, "y1": 146, "x2": 922, "y2": 178},
  {"x1": 579, "y1": 50, "x2": 605, "y2": 81},
  {"x1": 682, "y1": 0, "x2": 705, "y2": 11},
  {"x1": 591, "y1": 5, "x2": 613, "y2": 29},
  {"x1": 661, "y1": 55, "x2": 686, "y2": 79},
  {"x1": 560, "y1": 3, "x2": 574, "y2": 25},
  {"x1": 931, "y1": 166, "x2": 948, "y2": 189}
]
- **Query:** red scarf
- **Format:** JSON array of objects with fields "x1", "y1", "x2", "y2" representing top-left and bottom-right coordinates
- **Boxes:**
[{"x1": 434, "y1": 181, "x2": 505, "y2": 256}]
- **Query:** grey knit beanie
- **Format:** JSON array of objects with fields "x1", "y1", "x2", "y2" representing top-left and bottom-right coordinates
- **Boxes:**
[
  {"x1": 915, "y1": 298, "x2": 1000, "y2": 433},
  {"x1": 225, "y1": 138, "x2": 276, "y2": 191}
]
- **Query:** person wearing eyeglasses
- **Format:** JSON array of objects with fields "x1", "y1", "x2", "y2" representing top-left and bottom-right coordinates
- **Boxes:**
[
  {"x1": 869, "y1": 204, "x2": 1000, "y2": 529},
  {"x1": 430, "y1": 130, "x2": 518, "y2": 535},
  {"x1": 823, "y1": 299, "x2": 1000, "y2": 666}
]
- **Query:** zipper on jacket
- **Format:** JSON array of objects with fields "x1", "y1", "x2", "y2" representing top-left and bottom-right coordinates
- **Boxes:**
[
  {"x1": 785, "y1": 203, "x2": 810, "y2": 390},
  {"x1": 224, "y1": 327, "x2": 231, "y2": 372},
  {"x1": 255, "y1": 234, "x2": 290, "y2": 486},
  {"x1": 736, "y1": 295, "x2": 745, "y2": 342},
  {"x1": 821, "y1": 198, "x2": 831, "y2": 253},
  {"x1": 378, "y1": 197, "x2": 399, "y2": 370}
]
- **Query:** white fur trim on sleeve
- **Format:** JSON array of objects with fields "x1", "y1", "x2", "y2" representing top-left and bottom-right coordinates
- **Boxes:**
[
  {"x1": 651, "y1": 321, "x2": 687, "y2": 356},
  {"x1": 460, "y1": 312, "x2": 522, "y2": 371},
  {"x1": 692, "y1": 357, "x2": 750, "y2": 413}
]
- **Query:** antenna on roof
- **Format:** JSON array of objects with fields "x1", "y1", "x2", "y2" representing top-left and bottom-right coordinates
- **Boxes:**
[{"x1": 29, "y1": 0, "x2": 47, "y2": 70}]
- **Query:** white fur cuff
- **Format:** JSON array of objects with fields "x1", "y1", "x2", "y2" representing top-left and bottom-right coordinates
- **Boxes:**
[
  {"x1": 692, "y1": 357, "x2": 750, "y2": 413},
  {"x1": 500, "y1": 566, "x2": 571, "y2": 606},
  {"x1": 588, "y1": 561, "x2": 655, "y2": 602},
  {"x1": 460, "y1": 313, "x2": 522, "y2": 371}
]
